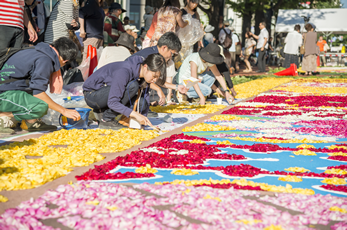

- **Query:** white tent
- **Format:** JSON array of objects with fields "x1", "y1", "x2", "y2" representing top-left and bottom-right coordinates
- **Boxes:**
[{"x1": 275, "y1": 8, "x2": 347, "y2": 34}]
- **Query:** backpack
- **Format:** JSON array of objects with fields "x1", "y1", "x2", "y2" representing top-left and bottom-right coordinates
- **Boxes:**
[{"x1": 222, "y1": 28, "x2": 233, "y2": 49}]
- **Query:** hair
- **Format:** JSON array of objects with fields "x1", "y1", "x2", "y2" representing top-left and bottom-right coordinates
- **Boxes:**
[
  {"x1": 260, "y1": 22, "x2": 266, "y2": 27},
  {"x1": 124, "y1": 16, "x2": 129, "y2": 20},
  {"x1": 223, "y1": 49, "x2": 232, "y2": 69},
  {"x1": 304, "y1": 23, "x2": 313, "y2": 31},
  {"x1": 95, "y1": 0, "x2": 104, "y2": 7},
  {"x1": 184, "y1": 0, "x2": 199, "y2": 11},
  {"x1": 245, "y1": 31, "x2": 252, "y2": 38},
  {"x1": 142, "y1": 53, "x2": 167, "y2": 86},
  {"x1": 157, "y1": 32, "x2": 182, "y2": 52},
  {"x1": 294, "y1": 24, "x2": 301, "y2": 31},
  {"x1": 51, "y1": 37, "x2": 78, "y2": 62},
  {"x1": 162, "y1": 0, "x2": 180, "y2": 8}
]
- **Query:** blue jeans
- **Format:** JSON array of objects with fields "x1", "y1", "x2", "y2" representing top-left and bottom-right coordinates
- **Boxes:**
[{"x1": 185, "y1": 72, "x2": 215, "y2": 98}]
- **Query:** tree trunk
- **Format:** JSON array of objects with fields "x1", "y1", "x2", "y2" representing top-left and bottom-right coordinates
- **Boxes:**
[
  {"x1": 241, "y1": 0, "x2": 253, "y2": 45},
  {"x1": 198, "y1": 1, "x2": 221, "y2": 38},
  {"x1": 254, "y1": 8, "x2": 265, "y2": 36},
  {"x1": 145, "y1": 0, "x2": 163, "y2": 10}
]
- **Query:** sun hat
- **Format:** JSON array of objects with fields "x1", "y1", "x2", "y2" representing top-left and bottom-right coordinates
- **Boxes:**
[
  {"x1": 204, "y1": 25, "x2": 215, "y2": 33},
  {"x1": 145, "y1": 6, "x2": 153, "y2": 14},
  {"x1": 123, "y1": 25, "x2": 132, "y2": 31},
  {"x1": 115, "y1": 33, "x2": 135, "y2": 51},
  {"x1": 199, "y1": 43, "x2": 225, "y2": 65},
  {"x1": 228, "y1": 26, "x2": 235, "y2": 31},
  {"x1": 223, "y1": 20, "x2": 230, "y2": 26},
  {"x1": 109, "y1": 3, "x2": 126, "y2": 13},
  {"x1": 130, "y1": 25, "x2": 139, "y2": 33}
]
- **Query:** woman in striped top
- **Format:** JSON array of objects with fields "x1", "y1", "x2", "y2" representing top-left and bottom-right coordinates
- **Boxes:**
[{"x1": 44, "y1": 0, "x2": 79, "y2": 44}]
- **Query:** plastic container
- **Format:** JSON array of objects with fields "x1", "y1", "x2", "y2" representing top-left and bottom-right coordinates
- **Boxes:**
[{"x1": 59, "y1": 108, "x2": 91, "y2": 130}]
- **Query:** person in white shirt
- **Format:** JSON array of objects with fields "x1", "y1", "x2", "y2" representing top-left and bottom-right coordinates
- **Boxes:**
[
  {"x1": 283, "y1": 24, "x2": 302, "y2": 68},
  {"x1": 228, "y1": 27, "x2": 240, "y2": 71},
  {"x1": 218, "y1": 21, "x2": 231, "y2": 47},
  {"x1": 250, "y1": 22, "x2": 269, "y2": 73}
]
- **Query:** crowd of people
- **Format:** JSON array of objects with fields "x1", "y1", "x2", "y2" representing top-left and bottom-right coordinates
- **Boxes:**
[{"x1": 0, "y1": 0, "x2": 326, "y2": 133}]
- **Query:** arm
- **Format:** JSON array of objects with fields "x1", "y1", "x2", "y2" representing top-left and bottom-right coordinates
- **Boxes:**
[
  {"x1": 117, "y1": 21, "x2": 126, "y2": 32},
  {"x1": 190, "y1": 62, "x2": 205, "y2": 105},
  {"x1": 261, "y1": 37, "x2": 268, "y2": 51},
  {"x1": 209, "y1": 65, "x2": 233, "y2": 104},
  {"x1": 163, "y1": 82, "x2": 188, "y2": 94},
  {"x1": 251, "y1": 33, "x2": 259, "y2": 40},
  {"x1": 79, "y1": 17, "x2": 85, "y2": 38},
  {"x1": 149, "y1": 83, "x2": 165, "y2": 105},
  {"x1": 23, "y1": 10, "x2": 38, "y2": 42},
  {"x1": 176, "y1": 11, "x2": 188, "y2": 28}
]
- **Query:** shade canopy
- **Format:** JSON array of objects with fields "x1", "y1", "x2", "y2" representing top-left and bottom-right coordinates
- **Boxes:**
[{"x1": 275, "y1": 8, "x2": 347, "y2": 34}]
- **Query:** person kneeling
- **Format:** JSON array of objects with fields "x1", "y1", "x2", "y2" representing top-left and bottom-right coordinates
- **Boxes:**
[
  {"x1": 0, "y1": 37, "x2": 81, "y2": 133},
  {"x1": 83, "y1": 53, "x2": 166, "y2": 130},
  {"x1": 175, "y1": 43, "x2": 234, "y2": 105}
]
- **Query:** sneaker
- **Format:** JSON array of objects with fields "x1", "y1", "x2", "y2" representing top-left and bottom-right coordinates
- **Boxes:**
[
  {"x1": 0, "y1": 117, "x2": 15, "y2": 134},
  {"x1": 98, "y1": 119, "x2": 126, "y2": 130},
  {"x1": 147, "y1": 110, "x2": 158, "y2": 118},
  {"x1": 20, "y1": 120, "x2": 57, "y2": 132}
]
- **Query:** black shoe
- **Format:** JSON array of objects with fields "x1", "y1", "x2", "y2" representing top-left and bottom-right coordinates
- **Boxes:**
[
  {"x1": 21, "y1": 120, "x2": 57, "y2": 132},
  {"x1": 207, "y1": 94, "x2": 217, "y2": 100},
  {"x1": 255, "y1": 70, "x2": 263, "y2": 73},
  {"x1": 147, "y1": 110, "x2": 158, "y2": 118},
  {"x1": 98, "y1": 119, "x2": 126, "y2": 130}
]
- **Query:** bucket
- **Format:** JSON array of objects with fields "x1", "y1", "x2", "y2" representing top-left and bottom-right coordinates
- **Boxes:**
[{"x1": 59, "y1": 108, "x2": 91, "y2": 130}]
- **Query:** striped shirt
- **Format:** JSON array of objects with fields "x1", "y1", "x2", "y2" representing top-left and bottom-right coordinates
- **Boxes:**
[
  {"x1": 0, "y1": 0, "x2": 25, "y2": 30},
  {"x1": 44, "y1": 0, "x2": 79, "y2": 44}
]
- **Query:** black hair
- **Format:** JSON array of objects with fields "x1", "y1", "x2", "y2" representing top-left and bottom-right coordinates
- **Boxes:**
[
  {"x1": 142, "y1": 53, "x2": 167, "y2": 86},
  {"x1": 294, "y1": 24, "x2": 301, "y2": 31},
  {"x1": 184, "y1": 0, "x2": 199, "y2": 11},
  {"x1": 305, "y1": 23, "x2": 313, "y2": 31},
  {"x1": 157, "y1": 32, "x2": 182, "y2": 52},
  {"x1": 124, "y1": 16, "x2": 129, "y2": 20},
  {"x1": 51, "y1": 37, "x2": 78, "y2": 62},
  {"x1": 162, "y1": 0, "x2": 180, "y2": 8}
]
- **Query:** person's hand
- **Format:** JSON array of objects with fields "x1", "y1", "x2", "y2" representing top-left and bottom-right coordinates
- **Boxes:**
[
  {"x1": 158, "y1": 90, "x2": 166, "y2": 106},
  {"x1": 62, "y1": 109, "x2": 81, "y2": 121},
  {"x1": 27, "y1": 24, "x2": 38, "y2": 42},
  {"x1": 131, "y1": 112, "x2": 153, "y2": 126},
  {"x1": 261, "y1": 47, "x2": 264, "y2": 51},
  {"x1": 177, "y1": 85, "x2": 188, "y2": 95},
  {"x1": 199, "y1": 97, "x2": 205, "y2": 105},
  {"x1": 79, "y1": 30, "x2": 86, "y2": 38},
  {"x1": 71, "y1": 19, "x2": 78, "y2": 27},
  {"x1": 225, "y1": 91, "x2": 234, "y2": 105}
]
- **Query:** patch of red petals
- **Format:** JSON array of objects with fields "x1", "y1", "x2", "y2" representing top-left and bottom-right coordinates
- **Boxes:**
[
  {"x1": 327, "y1": 165, "x2": 347, "y2": 170},
  {"x1": 328, "y1": 156, "x2": 347, "y2": 162},
  {"x1": 321, "y1": 184, "x2": 347, "y2": 193}
]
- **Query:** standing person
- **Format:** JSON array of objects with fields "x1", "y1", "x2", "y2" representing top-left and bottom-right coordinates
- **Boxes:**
[
  {"x1": 227, "y1": 27, "x2": 239, "y2": 72},
  {"x1": 123, "y1": 16, "x2": 129, "y2": 25},
  {"x1": 0, "y1": 0, "x2": 38, "y2": 49},
  {"x1": 44, "y1": 0, "x2": 80, "y2": 44},
  {"x1": 218, "y1": 21, "x2": 232, "y2": 49},
  {"x1": 149, "y1": 0, "x2": 187, "y2": 47},
  {"x1": 143, "y1": 6, "x2": 154, "y2": 32},
  {"x1": 242, "y1": 31, "x2": 256, "y2": 72},
  {"x1": 104, "y1": 2, "x2": 126, "y2": 44},
  {"x1": 83, "y1": 54, "x2": 166, "y2": 129},
  {"x1": 203, "y1": 25, "x2": 215, "y2": 47},
  {"x1": 302, "y1": 23, "x2": 317, "y2": 76},
  {"x1": 283, "y1": 24, "x2": 302, "y2": 68},
  {"x1": 79, "y1": 0, "x2": 105, "y2": 61},
  {"x1": 249, "y1": 22, "x2": 269, "y2": 73},
  {"x1": 32, "y1": 0, "x2": 47, "y2": 43},
  {"x1": 0, "y1": 37, "x2": 80, "y2": 133},
  {"x1": 317, "y1": 36, "x2": 327, "y2": 67}
]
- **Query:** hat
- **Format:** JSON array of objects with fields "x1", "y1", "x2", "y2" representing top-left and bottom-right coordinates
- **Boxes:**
[
  {"x1": 228, "y1": 26, "x2": 235, "y2": 31},
  {"x1": 199, "y1": 43, "x2": 225, "y2": 65},
  {"x1": 124, "y1": 25, "x2": 132, "y2": 31},
  {"x1": 223, "y1": 20, "x2": 230, "y2": 26},
  {"x1": 204, "y1": 25, "x2": 215, "y2": 33},
  {"x1": 115, "y1": 33, "x2": 135, "y2": 51},
  {"x1": 109, "y1": 3, "x2": 126, "y2": 13},
  {"x1": 145, "y1": 6, "x2": 153, "y2": 14},
  {"x1": 130, "y1": 25, "x2": 139, "y2": 32}
]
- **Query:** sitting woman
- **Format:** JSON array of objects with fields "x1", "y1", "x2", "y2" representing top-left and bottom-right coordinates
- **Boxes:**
[
  {"x1": 83, "y1": 53, "x2": 166, "y2": 129},
  {"x1": 175, "y1": 43, "x2": 234, "y2": 105}
]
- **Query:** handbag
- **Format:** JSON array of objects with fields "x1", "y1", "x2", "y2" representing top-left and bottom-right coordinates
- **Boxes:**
[
  {"x1": 324, "y1": 43, "x2": 330, "y2": 52},
  {"x1": 300, "y1": 34, "x2": 306, "y2": 55}
]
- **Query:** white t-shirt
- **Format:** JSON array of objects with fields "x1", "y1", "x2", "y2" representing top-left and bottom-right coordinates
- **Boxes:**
[
  {"x1": 166, "y1": 59, "x2": 176, "y2": 79},
  {"x1": 256, "y1": 28, "x2": 269, "y2": 49},
  {"x1": 97, "y1": 46, "x2": 131, "y2": 69},
  {"x1": 284, "y1": 31, "x2": 302, "y2": 55},
  {"x1": 229, "y1": 33, "x2": 239, "y2": 52},
  {"x1": 177, "y1": 53, "x2": 207, "y2": 84}
]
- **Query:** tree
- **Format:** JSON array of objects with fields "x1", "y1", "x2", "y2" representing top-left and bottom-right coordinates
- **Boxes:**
[
  {"x1": 145, "y1": 0, "x2": 164, "y2": 10},
  {"x1": 198, "y1": 0, "x2": 224, "y2": 38}
]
